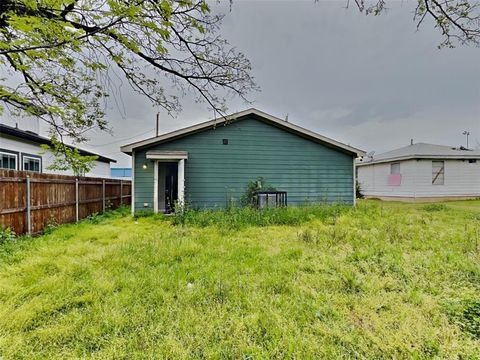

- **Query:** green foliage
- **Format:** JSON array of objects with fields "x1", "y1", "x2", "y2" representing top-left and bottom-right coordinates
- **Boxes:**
[
  {"x1": 86, "y1": 212, "x2": 101, "y2": 224},
  {"x1": 41, "y1": 139, "x2": 98, "y2": 176},
  {"x1": 445, "y1": 298, "x2": 480, "y2": 339},
  {"x1": 422, "y1": 203, "x2": 448, "y2": 212},
  {"x1": 0, "y1": 200, "x2": 479, "y2": 358},
  {"x1": 356, "y1": 180, "x2": 364, "y2": 199},
  {"x1": 86, "y1": 205, "x2": 130, "y2": 224},
  {"x1": 0, "y1": 0, "x2": 255, "y2": 170},
  {"x1": 0, "y1": 226, "x2": 16, "y2": 243},
  {"x1": 173, "y1": 203, "x2": 347, "y2": 229},
  {"x1": 42, "y1": 216, "x2": 58, "y2": 235},
  {"x1": 240, "y1": 177, "x2": 276, "y2": 206},
  {"x1": 357, "y1": 0, "x2": 480, "y2": 48}
]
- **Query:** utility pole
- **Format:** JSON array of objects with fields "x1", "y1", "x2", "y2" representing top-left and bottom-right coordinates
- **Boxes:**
[{"x1": 463, "y1": 130, "x2": 470, "y2": 149}]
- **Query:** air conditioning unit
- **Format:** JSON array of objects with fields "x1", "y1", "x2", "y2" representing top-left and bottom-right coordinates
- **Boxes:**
[{"x1": 254, "y1": 191, "x2": 287, "y2": 209}]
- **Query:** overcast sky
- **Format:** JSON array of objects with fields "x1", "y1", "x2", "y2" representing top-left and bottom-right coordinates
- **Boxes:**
[{"x1": 16, "y1": 0, "x2": 480, "y2": 167}]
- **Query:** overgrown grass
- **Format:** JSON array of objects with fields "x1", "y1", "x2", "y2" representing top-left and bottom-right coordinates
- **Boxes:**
[
  {"x1": 0, "y1": 200, "x2": 479, "y2": 358},
  {"x1": 172, "y1": 203, "x2": 349, "y2": 228}
]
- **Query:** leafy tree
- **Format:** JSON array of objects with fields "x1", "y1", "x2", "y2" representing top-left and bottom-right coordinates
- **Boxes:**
[
  {"x1": 353, "y1": 0, "x2": 480, "y2": 47},
  {"x1": 40, "y1": 139, "x2": 98, "y2": 176},
  {"x1": 1, "y1": 0, "x2": 479, "y2": 171},
  {"x1": 0, "y1": 0, "x2": 256, "y2": 168}
]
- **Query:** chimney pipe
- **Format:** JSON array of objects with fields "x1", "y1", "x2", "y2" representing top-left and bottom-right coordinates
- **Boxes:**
[{"x1": 156, "y1": 113, "x2": 160, "y2": 137}]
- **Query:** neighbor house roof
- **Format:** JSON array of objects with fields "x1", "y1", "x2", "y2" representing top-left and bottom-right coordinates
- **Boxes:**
[
  {"x1": 0, "y1": 123, "x2": 116, "y2": 163},
  {"x1": 120, "y1": 108, "x2": 365, "y2": 156},
  {"x1": 357, "y1": 142, "x2": 480, "y2": 166}
]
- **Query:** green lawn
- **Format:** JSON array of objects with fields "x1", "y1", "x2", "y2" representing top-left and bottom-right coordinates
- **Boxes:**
[{"x1": 0, "y1": 201, "x2": 479, "y2": 358}]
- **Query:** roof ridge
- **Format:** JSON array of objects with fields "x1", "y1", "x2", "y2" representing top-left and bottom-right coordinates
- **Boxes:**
[{"x1": 120, "y1": 108, "x2": 365, "y2": 156}]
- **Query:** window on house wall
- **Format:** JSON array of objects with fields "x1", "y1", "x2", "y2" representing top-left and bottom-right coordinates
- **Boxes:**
[
  {"x1": 23, "y1": 156, "x2": 41, "y2": 172},
  {"x1": 390, "y1": 162, "x2": 400, "y2": 174},
  {"x1": 432, "y1": 160, "x2": 444, "y2": 185},
  {"x1": 0, "y1": 151, "x2": 17, "y2": 170}
]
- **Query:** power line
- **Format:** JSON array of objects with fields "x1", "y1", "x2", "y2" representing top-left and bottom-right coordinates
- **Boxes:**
[{"x1": 89, "y1": 128, "x2": 155, "y2": 147}]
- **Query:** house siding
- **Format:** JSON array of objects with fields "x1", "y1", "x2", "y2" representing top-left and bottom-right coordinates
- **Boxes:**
[
  {"x1": 357, "y1": 159, "x2": 480, "y2": 199},
  {"x1": 0, "y1": 134, "x2": 111, "y2": 177},
  {"x1": 134, "y1": 117, "x2": 354, "y2": 210}
]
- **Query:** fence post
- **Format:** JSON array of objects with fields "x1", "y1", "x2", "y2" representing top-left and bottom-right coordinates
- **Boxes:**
[
  {"x1": 102, "y1": 179, "x2": 106, "y2": 213},
  {"x1": 75, "y1": 178, "x2": 79, "y2": 223},
  {"x1": 120, "y1": 180, "x2": 123, "y2": 205},
  {"x1": 26, "y1": 175, "x2": 31, "y2": 235}
]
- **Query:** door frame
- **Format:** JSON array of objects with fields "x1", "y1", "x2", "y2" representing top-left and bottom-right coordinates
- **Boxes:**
[{"x1": 147, "y1": 151, "x2": 188, "y2": 213}]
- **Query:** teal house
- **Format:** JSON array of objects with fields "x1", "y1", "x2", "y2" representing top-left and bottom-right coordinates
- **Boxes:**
[{"x1": 121, "y1": 109, "x2": 365, "y2": 213}]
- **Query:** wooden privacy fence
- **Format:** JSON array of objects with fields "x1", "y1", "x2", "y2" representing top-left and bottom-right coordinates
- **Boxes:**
[{"x1": 0, "y1": 170, "x2": 131, "y2": 235}]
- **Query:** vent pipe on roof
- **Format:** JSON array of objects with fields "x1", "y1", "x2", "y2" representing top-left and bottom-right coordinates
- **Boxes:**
[
  {"x1": 410, "y1": 138, "x2": 414, "y2": 145},
  {"x1": 156, "y1": 113, "x2": 160, "y2": 137}
]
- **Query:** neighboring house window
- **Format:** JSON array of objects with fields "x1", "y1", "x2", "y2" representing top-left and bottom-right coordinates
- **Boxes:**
[
  {"x1": 432, "y1": 160, "x2": 445, "y2": 185},
  {"x1": 390, "y1": 162, "x2": 400, "y2": 174},
  {"x1": 388, "y1": 162, "x2": 402, "y2": 186},
  {"x1": 22, "y1": 155, "x2": 41, "y2": 173},
  {"x1": 0, "y1": 151, "x2": 17, "y2": 170}
]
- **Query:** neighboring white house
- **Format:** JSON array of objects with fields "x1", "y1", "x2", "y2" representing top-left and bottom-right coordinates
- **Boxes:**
[
  {"x1": 0, "y1": 123, "x2": 116, "y2": 177},
  {"x1": 357, "y1": 143, "x2": 480, "y2": 201}
]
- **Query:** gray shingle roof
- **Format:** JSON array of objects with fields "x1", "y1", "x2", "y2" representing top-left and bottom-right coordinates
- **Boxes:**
[{"x1": 357, "y1": 142, "x2": 480, "y2": 166}]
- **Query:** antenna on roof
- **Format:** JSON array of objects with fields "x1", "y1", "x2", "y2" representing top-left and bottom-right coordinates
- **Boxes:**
[{"x1": 462, "y1": 130, "x2": 470, "y2": 149}]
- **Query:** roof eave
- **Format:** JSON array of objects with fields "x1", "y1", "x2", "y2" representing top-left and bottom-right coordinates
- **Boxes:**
[
  {"x1": 0, "y1": 124, "x2": 117, "y2": 163},
  {"x1": 120, "y1": 108, "x2": 366, "y2": 157},
  {"x1": 357, "y1": 154, "x2": 480, "y2": 166}
]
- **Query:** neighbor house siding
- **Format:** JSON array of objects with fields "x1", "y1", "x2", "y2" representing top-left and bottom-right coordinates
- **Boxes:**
[
  {"x1": 0, "y1": 134, "x2": 111, "y2": 177},
  {"x1": 134, "y1": 117, "x2": 354, "y2": 210},
  {"x1": 414, "y1": 159, "x2": 480, "y2": 197},
  {"x1": 357, "y1": 159, "x2": 480, "y2": 199},
  {"x1": 357, "y1": 160, "x2": 417, "y2": 198}
]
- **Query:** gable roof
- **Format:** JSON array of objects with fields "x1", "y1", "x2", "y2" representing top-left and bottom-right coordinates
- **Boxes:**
[
  {"x1": 357, "y1": 142, "x2": 480, "y2": 166},
  {"x1": 120, "y1": 108, "x2": 365, "y2": 156},
  {"x1": 0, "y1": 123, "x2": 116, "y2": 163}
]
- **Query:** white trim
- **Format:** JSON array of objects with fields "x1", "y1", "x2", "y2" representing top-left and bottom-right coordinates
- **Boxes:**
[
  {"x1": 357, "y1": 154, "x2": 480, "y2": 166},
  {"x1": 353, "y1": 157, "x2": 356, "y2": 206},
  {"x1": 178, "y1": 159, "x2": 185, "y2": 206},
  {"x1": 146, "y1": 151, "x2": 188, "y2": 160},
  {"x1": 22, "y1": 155, "x2": 41, "y2": 172},
  {"x1": 0, "y1": 150, "x2": 18, "y2": 170},
  {"x1": 131, "y1": 150, "x2": 135, "y2": 215},
  {"x1": 121, "y1": 108, "x2": 365, "y2": 157},
  {"x1": 152, "y1": 156, "x2": 187, "y2": 214},
  {"x1": 153, "y1": 160, "x2": 159, "y2": 213}
]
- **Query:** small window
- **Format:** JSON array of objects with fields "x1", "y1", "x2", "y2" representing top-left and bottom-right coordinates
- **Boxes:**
[
  {"x1": 432, "y1": 160, "x2": 444, "y2": 185},
  {"x1": 23, "y1": 156, "x2": 41, "y2": 172},
  {"x1": 0, "y1": 152, "x2": 17, "y2": 170},
  {"x1": 390, "y1": 162, "x2": 400, "y2": 174}
]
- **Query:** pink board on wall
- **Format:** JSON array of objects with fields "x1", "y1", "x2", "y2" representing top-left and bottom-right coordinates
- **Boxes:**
[{"x1": 388, "y1": 173, "x2": 402, "y2": 186}]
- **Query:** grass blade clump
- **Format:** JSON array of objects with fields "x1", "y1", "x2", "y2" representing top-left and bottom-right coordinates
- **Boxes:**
[{"x1": 173, "y1": 204, "x2": 349, "y2": 228}]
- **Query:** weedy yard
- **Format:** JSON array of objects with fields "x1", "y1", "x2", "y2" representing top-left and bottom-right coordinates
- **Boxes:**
[{"x1": 0, "y1": 200, "x2": 479, "y2": 358}]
